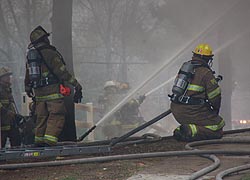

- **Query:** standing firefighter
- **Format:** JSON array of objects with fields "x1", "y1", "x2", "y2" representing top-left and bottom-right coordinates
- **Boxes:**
[
  {"x1": 0, "y1": 67, "x2": 22, "y2": 148},
  {"x1": 25, "y1": 26, "x2": 83, "y2": 146},
  {"x1": 170, "y1": 44, "x2": 225, "y2": 142}
]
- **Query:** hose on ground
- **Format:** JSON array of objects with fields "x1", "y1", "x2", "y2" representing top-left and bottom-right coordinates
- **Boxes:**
[
  {"x1": 186, "y1": 137, "x2": 250, "y2": 147},
  {"x1": 216, "y1": 163, "x2": 250, "y2": 180},
  {"x1": 185, "y1": 142, "x2": 220, "y2": 180},
  {"x1": 2, "y1": 135, "x2": 250, "y2": 180},
  {"x1": 1, "y1": 149, "x2": 250, "y2": 170},
  {"x1": 186, "y1": 137, "x2": 250, "y2": 179}
]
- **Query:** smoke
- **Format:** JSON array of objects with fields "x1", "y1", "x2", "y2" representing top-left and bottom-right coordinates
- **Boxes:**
[{"x1": 2, "y1": 0, "x2": 250, "y2": 140}]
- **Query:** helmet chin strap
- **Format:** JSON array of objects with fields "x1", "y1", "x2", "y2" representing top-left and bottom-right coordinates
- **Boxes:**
[
  {"x1": 208, "y1": 59, "x2": 213, "y2": 67},
  {"x1": 201, "y1": 55, "x2": 213, "y2": 67}
]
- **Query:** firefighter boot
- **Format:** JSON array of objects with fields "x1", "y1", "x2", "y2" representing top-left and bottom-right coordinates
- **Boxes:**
[
  {"x1": 173, "y1": 126, "x2": 186, "y2": 141},
  {"x1": 173, "y1": 125, "x2": 193, "y2": 142},
  {"x1": 180, "y1": 124, "x2": 194, "y2": 142}
]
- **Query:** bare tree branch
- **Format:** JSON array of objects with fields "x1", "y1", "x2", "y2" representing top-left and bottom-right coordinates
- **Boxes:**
[
  {"x1": 79, "y1": 0, "x2": 92, "y2": 11},
  {"x1": 0, "y1": 48, "x2": 11, "y2": 62},
  {"x1": 7, "y1": 0, "x2": 23, "y2": 40},
  {"x1": 86, "y1": 0, "x2": 106, "y2": 41}
]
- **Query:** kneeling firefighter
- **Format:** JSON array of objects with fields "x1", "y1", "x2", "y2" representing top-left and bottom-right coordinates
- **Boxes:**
[
  {"x1": 169, "y1": 44, "x2": 225, "y2": 142},
  {"x1": 25, "y1": 26, "x2": 83, "y2": 146}
]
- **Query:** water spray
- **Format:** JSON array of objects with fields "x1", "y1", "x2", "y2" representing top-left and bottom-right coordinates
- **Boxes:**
[
  {"x1": 214, "y1": 28, "x2": 250, "y2": 54},
  {"x1": 77, "y1": 1, "x2": 241, "y2": 142},
  {"x1": 145, "y1": 76, "x2": 175, "y2": 97},
  {"x1": 145, "y1": 22, "x2": 250, "y2": 99}
]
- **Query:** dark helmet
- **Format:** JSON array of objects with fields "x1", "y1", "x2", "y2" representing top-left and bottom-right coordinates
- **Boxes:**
[{"x1": 30, "y1": 26, "x2": 50, "y2": 44}]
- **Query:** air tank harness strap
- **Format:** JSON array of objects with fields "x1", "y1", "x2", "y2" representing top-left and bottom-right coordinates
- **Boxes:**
[
  {"x1": 38, "y1": 77, "x2": 58, "y2": 88},
  {"x1": 177, "y1": 96, "x2": 206, "y2": 105}
]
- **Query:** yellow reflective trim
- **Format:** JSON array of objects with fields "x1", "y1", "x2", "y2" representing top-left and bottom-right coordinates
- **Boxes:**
[
  {"x1": 205, "y1": 119, "x2": 225, "y2": 131},
  {"x1": 0, "y1": 100, "x2": 10, "y2": 103},
  {"x1": 44, "y1": 134, "x2": 58, "y2": 143},
  {"x1": 0, "y1": 103, "x2": 2, "y2": 108},
  {"x1": 35, "y1": 136, "x2": 44, "y2": 143},
  {"x1": 187, "y1": 84, "x2": 204, "y2": 92},
  {"x1": 36, "y1": 93, "x2": 63, "y2": 101},
  {"x1": 189, "y1": 124, "x2": 198, "y2": 137},
  {"x1": 42, "y1": 71, "x2": 49, "y2": 77},
  {"x1": 1, "y1": 125, "x2": 11, "y2": 131},
  {"x1": 175, "y1": 127, "x2": 180, "y2": 131},
  {"x1": 69, "y1": 77, "x2": 76, "y2": 84},
  {"x1": 208, "y1": 87, "x2": 221, "y2": 99},
  {"x1": 210, "y1": 78, "x2": 218, "y2": 85}
]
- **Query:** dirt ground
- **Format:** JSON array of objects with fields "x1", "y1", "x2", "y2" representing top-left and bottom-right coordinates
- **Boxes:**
[
  {"x1": 1, "y1": 132, "x2": 250, "y2": 180},
  {"x1": 0, "y1": 138, "x2": 185, "y2": 180}
]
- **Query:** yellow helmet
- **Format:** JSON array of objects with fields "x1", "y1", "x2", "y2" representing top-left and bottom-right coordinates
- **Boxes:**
[{"x1": 193, "y1": 44, "x2": 214, "y2": 56}]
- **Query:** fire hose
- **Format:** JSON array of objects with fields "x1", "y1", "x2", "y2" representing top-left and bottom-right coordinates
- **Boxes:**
[
  {"x1": 186, "y1": 137, "x2": 250, "y2": 179},
  {"x1": 216, "y1": 163, "x2": 250, "y2": 180},
  {"x1": 0, "y1": 148, "x2": 250, "y2": 171},
  {"x1": 1, "y1": 136, "x2": 250, "y2": 180}
]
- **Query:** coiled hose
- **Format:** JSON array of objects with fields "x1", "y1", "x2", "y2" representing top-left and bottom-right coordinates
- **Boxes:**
[{"x1": 186, "y1": 137, "x2": 250, "y2": 179}]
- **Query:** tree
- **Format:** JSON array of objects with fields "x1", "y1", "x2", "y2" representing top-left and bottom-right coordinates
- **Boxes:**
[
  {"x1": 51, "y1": 0, "x2": 76, "y2": 141},
  {"x1": 78, "y1": 0, "x2": 157, "y2": 81},
  {"x1": 0, "y1": 0, "x2": 52, "y2": 108}
]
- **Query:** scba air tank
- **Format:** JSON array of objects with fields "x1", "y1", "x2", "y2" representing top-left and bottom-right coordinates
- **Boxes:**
[
  {"x1": 171, "y1": 61, "x2": 194, "y2": 99},
  {"x1": 26, "y1": 48, "x2": 42, "y2": 88}
]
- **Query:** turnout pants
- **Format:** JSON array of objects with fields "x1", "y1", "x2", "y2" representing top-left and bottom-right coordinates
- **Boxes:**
[
  {"x1": 35, "y1": 99, "x2": 65, "y2": 146},
  {"x1": 1, "y1": 128, "x2": 21, "y2": 148}
]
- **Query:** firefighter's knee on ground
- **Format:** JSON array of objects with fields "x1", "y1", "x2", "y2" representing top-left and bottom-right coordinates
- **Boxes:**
[{"x1": 173, "y1": 124, "x2": 193, "y2": 142}]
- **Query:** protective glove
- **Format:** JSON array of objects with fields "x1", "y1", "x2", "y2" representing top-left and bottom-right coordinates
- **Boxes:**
[
  {"x1": 74, "y1": 83, "x2": 83, "y2": 103},
  {"x1": 138, "y1": 94, "x2": 146, "y2": 104},
  {"x1": 215, "y1": 75, "x2": 223, "y2": 82},
  {"x1": 25, "y1": 86, "x2": 34, "y2": 98}
]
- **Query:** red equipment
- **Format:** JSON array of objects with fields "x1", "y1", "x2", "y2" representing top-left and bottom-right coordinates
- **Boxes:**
[{"x1": 60, "y1": 84, "x2": 71, "y2": 96}]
